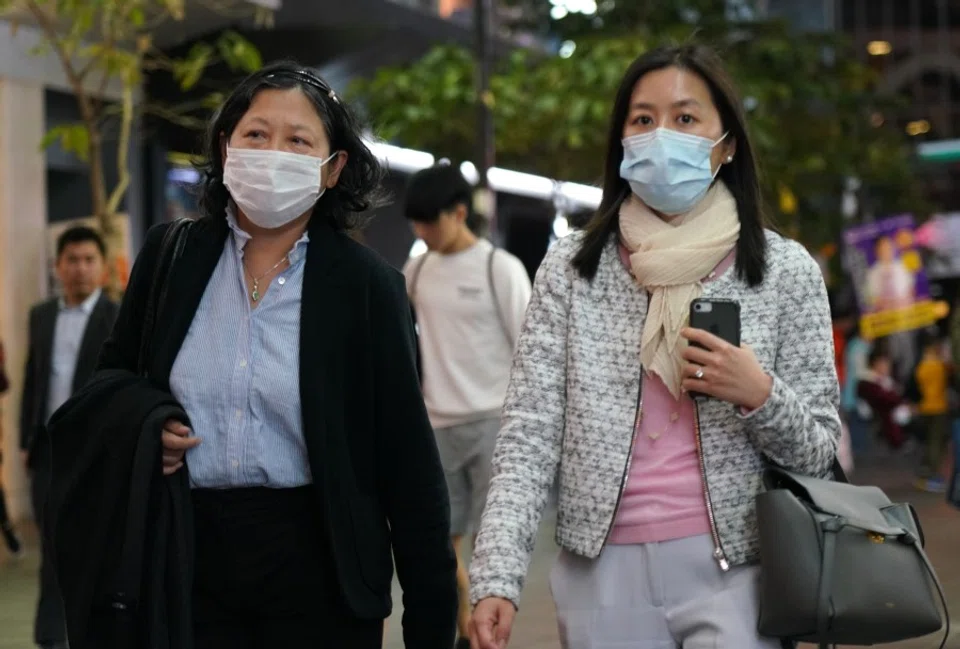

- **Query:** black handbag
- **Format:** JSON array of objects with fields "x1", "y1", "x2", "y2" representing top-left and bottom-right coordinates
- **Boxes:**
[{"x1": 756, "y1": 464, "x2": 949, "y2": 649}]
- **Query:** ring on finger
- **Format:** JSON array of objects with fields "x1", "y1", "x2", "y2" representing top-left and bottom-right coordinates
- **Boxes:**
[{"x1": 694, "y1": 367, "x2": 705, "y2": 380}]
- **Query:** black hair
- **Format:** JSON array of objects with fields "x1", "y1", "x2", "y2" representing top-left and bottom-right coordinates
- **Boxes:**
[
  {"x1": 196, "y1": 60, "x2": 383, "y2": 231},
  {"x1": 867, "y1": 343, "x2": 890, "y2": 368},
  {"x1": 56, "y1": 226, "x2": 106, "y2": 258},
  {"x1": 404, "y1": 163, "x2": 488, "y2": 235},
  {"x1": 572, "y1": 44, "x2": 767, "y2": 286}
]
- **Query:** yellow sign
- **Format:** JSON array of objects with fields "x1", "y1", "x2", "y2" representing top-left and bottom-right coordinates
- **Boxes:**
[{"x1": 860, "y1": 300, "x2": 950, "y2": 340}]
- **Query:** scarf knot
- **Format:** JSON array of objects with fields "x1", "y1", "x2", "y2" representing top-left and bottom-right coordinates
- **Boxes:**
[{"x1": 619, "y1": 182, "x2": 740, "y2": 398}]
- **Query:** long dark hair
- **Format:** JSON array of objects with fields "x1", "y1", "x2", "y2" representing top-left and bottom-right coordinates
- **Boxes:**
[
  {"x1": 196, "y1": 60, "x2": 383, "y2": 231},
  {"x1": 572, "y1": 44, "x2": 768, "y2": 286}
]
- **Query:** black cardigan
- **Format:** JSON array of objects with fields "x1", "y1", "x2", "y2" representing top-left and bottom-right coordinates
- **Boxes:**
[
  {"x1": 96, "y1": 216, "x2": 458, "y2": 648},
  {"x1": 44, "y1": 370, "x2": 192, "y2": 649}
]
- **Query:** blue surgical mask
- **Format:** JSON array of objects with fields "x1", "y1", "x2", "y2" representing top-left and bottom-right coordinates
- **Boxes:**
[{"x1": 620, "y1": 128, "x2": 729, "y2": 215}]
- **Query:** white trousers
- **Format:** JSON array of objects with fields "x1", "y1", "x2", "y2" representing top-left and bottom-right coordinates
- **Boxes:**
[{"x1": 550, "y1": 534, "x2": 782, "y2": 649}]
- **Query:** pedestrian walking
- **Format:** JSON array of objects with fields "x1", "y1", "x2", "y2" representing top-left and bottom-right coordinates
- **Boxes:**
[
  {"x1": 913, "y1": 333, "x2": 950, "y2": 492},
  {"x1": 46, "y1": 61, "x2": 456, "y2": 649},
  {"x1": 830, "y1": 299, "x2": 856, "y2": 474},
  {"x1": 842, "y1": 324, "x2": 873, "y2": 456},
  {"x1": 403, "y1": 163, "x2": 532, "y2": 649},
  {"x1": 20, "y1": 226, "x2": 118, "y2": 649},
  {"x1": 469, "y1": 44, "x2": 841, "y2": 649},
  {"x1": 858, "y1": 344, "x2": 911, "y2": 451},
  {"x1": 0, "y1": 338, "x2": 23, "y2": 558}
]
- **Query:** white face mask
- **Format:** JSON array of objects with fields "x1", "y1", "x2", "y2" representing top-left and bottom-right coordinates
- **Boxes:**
[{"x1": 223, "y1": 147, "x2": 338, "y2": 229}]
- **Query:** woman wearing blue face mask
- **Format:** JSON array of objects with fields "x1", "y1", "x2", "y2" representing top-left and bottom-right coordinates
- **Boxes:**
[
  {"x1": 47, "y1": 61, "x2": 457, "y2": 649},
  {"x1": 469, "y1": 45, "x2": 840, "y2": 649}
]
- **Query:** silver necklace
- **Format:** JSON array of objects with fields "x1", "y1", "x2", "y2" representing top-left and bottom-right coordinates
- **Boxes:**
[{"x1": 243, "y1": 255, "x2": 288, "y2": 302}]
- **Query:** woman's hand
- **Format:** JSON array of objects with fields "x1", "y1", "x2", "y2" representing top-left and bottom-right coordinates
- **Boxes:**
[
  {"x1": 680, "y1": 327, "x2": 773, "y2": 411},
  {"x1": 470, "y1": 597, "x2": 516, "y2": 649},
  {"x1": 161, "y1": 419, "x2": 200, "y2": 476}
]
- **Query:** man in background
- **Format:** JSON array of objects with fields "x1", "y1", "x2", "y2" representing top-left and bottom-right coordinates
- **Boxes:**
[
  {"x1": 403, "y1": 163, "x2": 532, "y2": 649},
  {"x1": 20, "y1": 226, "x2": 118, "y2": 649}
]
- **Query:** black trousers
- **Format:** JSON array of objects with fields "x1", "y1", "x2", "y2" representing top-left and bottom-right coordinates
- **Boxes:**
[
  {"x1": 192, "y1": 486, "x2": 383, "y2": 649},
  {"x1": 30, "y1": 465, "x2": 67, "y2": 648}
]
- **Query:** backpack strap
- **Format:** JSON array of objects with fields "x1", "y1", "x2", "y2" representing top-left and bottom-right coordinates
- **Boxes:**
[
  {"x1": 487, "y1": 247, "x2": 513, "y2": 350},
  {"x1": 408, "y1": 252, "x2": 430, "y2": 384},
  {"x1": 408, "y1": 251, "x2": 431, "y2": 304},
  {"x1": 410, "y1": 245, "x2": 512, "y2": 349}
]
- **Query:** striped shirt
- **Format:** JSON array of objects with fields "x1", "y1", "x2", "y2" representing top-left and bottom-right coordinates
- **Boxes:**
[{"x1": 169, "y1": 210, "x2": 311, "y2": 489}]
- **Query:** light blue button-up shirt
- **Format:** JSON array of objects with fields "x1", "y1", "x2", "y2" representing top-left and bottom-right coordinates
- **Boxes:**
[
  {"x1": 47, "y1": 288, "x2": 102, "y2": 422},
  {"x1": 169, "y1": 212, "x2": 312, "y2": 489}
]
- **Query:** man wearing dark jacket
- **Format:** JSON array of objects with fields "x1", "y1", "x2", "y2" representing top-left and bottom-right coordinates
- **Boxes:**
[{"x1": 20, "y1": 226, "x2": 118, "y2": 649}]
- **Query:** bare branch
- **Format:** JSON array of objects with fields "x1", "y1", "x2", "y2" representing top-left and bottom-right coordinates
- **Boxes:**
[
  {"x1": 139, "y1": 103, "x2": 208, "y2": 130},
  {"x1": 194, "y1": 0, "x2": 257, "y2": 18},
  {"x1": 95, "y1": 14, "x2": 118, "y2": 105},
  {"x1": 143, "y1": 7, "x2": 175, "y2": 31},
  {"x1": 105, "y1": 81, "x2": 134, "y2": 216},
  {"x1": 24, "y1": 0, "x2": 94, "y2": 118},
  {"x1": 142, "y1": 45, "x2": 176, "y2": 71},
  {"x1": 77, "y1": 56, "x2": 100, "y2": 81}
]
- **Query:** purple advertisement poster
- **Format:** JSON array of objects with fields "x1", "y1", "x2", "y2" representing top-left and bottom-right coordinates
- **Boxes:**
[{"x1": 843, "y1": 215, "x2": 939, "y2": 338}]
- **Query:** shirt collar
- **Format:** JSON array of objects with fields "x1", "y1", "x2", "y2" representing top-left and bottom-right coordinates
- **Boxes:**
[
  {"x1": 59, "y1": 287, "x2": 102, "y2": 314},
  {"x1": 225, "y1": 203, "x2": 310, "y2": 265}
]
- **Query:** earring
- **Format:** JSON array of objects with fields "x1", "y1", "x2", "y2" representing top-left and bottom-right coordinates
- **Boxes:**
[{"x1": 726, "y1": 155, "x2": 734, "y2": 163}]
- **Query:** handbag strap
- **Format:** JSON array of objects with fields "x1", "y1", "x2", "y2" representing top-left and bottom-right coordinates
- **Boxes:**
[
  {"x1": 912, "y1": 535, "x2": 950, "y2": 649},
  {"x1": 138, "y1": 219, "x2": 191, "y2": 377},
  {"x1": 816, "y1": 519, "x2": 841, "y2": 649},
  {"x1": 815, "y1": 517, "x2": 950, "y2": 649},
  {"x1": 830, "y1": 457, "x2": 849, "y2": 484}
]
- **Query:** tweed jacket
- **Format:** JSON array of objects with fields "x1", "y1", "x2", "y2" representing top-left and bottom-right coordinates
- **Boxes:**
[{"x1": 469, "y1": 230, "x2": 841, "y2": 607}]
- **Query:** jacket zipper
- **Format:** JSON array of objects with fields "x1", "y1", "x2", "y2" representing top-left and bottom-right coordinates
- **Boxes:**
[
  {"x1": 602, "y1": 378, "x2": 643, "y2": 546},
  {"x1": 693, "y1": 402, "x2": 730, "y2": 571}
]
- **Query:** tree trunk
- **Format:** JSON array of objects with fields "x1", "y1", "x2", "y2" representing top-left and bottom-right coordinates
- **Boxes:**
[{"x1": 87, "y1": 130, "x2": 123, "y2": 299}]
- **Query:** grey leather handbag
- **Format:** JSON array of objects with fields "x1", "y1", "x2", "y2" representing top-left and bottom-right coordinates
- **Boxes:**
[{"x1": 756, "y1": 466, "x2": 949, "y2": 649}]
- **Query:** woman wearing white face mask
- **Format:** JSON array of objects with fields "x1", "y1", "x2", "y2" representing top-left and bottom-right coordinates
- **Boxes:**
[
  {"x1": 86, "y1": 62, "x2": 457, "y2": 648},
  {"x1": 469, "y1": 45, "x2": 840, "y2": 649}
]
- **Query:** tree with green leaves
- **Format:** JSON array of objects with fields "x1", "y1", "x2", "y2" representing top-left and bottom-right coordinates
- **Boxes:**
[
  {"x1": 350, "y1": 0, "x2": 926, "y2": 249},
  {"x1": 0, "y1": 0, "x2": 265, "y2": 291}
]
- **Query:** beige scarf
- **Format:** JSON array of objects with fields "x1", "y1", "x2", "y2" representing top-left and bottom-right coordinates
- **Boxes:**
[{"x1": 619, "y1": 182, "x2": 740, "y2": 398}]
